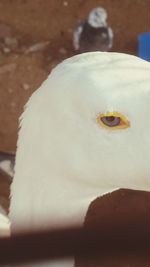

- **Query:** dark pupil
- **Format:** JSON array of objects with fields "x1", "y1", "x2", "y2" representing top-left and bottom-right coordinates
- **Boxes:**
[
  {"x1": 101, "y1": 116, "x2": 121, "y2": 127},
  {"x1": 105, "y1": 116, "x2": 115, "y2": 122}
]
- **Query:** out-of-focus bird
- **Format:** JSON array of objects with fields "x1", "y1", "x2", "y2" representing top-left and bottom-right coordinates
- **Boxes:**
[
  {"x1": 8, "y1": 52, "x2": 150, "y2": 267},
  {"x1": 73, "y1": 7, "x2": 113, "y2": 53},
  {"x1": 0, "y1": 151, "x2": 15, "y2": 179}
]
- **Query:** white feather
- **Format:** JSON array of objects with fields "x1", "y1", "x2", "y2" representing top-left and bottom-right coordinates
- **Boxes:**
[{"x1": 10, "y1": 52, "x2": 150, "y2": 266}]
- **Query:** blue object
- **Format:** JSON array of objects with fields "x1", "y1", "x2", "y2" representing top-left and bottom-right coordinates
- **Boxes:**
[{"x1": 138, "y1": 32, "x2": 150, "y2": 61}]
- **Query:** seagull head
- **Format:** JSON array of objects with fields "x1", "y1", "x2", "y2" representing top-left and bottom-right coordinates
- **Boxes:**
[
  {"x1": 88, "y1": 7, "x2": 107, "y2": 28},
  {"x1": 14, "y1": 52, "x2": 150, "y2": 198}
]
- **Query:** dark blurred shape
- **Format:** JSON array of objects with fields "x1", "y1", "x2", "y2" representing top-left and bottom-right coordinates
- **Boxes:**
[
  {"x1": 75, "y1": 189, "x2": 150, "y2": 267},
  {"x1": 0, "y1": 190, "x2": 149, "y2": 265},
  {"x1": 0, "y1": 22, "x2": 18, "y2": 54},
  {"x1": 0, "y1": 220, "x2": 150, "y2": 265},
  {"x1": 73, "y1": 7, "x2": 113, "y2": 53}
]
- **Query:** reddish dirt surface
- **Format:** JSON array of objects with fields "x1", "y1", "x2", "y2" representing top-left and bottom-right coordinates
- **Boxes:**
[
  {"x1": 0, "y1": 1, "x2": 150, "y2": 265},
  {"x1": 0, "y1": 0, "x2": 150, "y2": 152}
]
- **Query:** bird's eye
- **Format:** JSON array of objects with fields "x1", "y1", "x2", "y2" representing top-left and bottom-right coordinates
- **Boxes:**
[
  {"x1": 101, "y1": 116, "x2": 120, "y2": 127},
  {"x1": 96, "y1": 112, "x2": 130, "y2": 130}
]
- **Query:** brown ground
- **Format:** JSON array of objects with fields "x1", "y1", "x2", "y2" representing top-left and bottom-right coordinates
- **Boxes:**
[
  {"x1": 0, "y1": 0, "x2": 150, "y2": 265},
  {"x1": 1, "y1": 0, "x2": 150, "y2": 152}
]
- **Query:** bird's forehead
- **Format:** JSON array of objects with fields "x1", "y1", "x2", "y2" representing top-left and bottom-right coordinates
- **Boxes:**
[
  {"x1": 49, "y1": 67, "x2": 150, "y2": 117},
  {"x1": 53, "y1": 53, "x2": 150, "y2": 90},
  {"x1": 83, "y1": 69, "x2": 150, "y2": 108},
  {"x1": 62, "y1": 65, "x2": 150, "y2": 97},
  {"x1": 48, "y1": 53, "x2": 150, "y2": 109},
  {"x1": 49, "y1": 62, "x2": 150, "y2": 113},
  {"x1": 56, "y1": 52, "x2": 150, "y2": 68},
  {"x1": 86, "y1": 66, "x2": 150, "y2": 84}
]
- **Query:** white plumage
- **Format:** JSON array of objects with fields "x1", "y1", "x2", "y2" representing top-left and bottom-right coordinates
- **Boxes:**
[{"x1": 3, "y1": 52, "x2": 150, "y2": 266}]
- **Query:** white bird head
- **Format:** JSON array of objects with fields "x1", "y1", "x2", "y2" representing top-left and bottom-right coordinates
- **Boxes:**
[
  {"x1": 10, "y1": 52, "x2": 150, "y2": 232},
  {"x1": 13, "y1": 52, "x2": 150, "y2": 193},
  {"x1": 88, "y1": 7, "x2": 107, "y2": 28}
]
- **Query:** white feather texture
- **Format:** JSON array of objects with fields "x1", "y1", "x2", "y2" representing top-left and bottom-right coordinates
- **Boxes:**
[{"x1": 9, "y1": 52, "x2": 150, "y2": 266}]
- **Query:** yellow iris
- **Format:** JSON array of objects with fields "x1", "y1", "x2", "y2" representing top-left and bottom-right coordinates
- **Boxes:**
[{"x1": 96, "y1": 111, "x2": 130, "y2": 130}]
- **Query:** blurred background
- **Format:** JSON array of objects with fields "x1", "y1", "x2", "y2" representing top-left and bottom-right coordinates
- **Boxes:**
[
  {"x1": 0, "y1": 0, "x2": 150, "y2": 228},
  {"x1": 0, "y1": 0, "x2": 150, "y2": 153}
]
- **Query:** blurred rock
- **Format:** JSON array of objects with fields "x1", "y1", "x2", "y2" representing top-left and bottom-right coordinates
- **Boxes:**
[
  {"x1": 58, "y1": 47, "x2": 67, "y2": 55},
  {"x1": 0, "y1": 63, "x2": 16, "y2": 75},
  {"x1": 0, "y1": 23, "x2": 19, "y2": 54},
  {"x1": 63, "y1": 1, "x2": 68, "y2": 7},
  {"x1": 0, "y1": 151, "x2": 15, "y2": 179},
  {"x1": 23, "y1": 41, "x2": 50, "y2": 54},
  {"x1": 22, "y1": 83, "x2": 30, "y2": 91}
]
